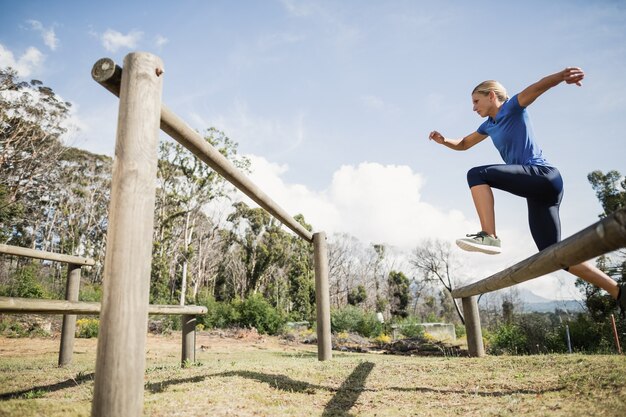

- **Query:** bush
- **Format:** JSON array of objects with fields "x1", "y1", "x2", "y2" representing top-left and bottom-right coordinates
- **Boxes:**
[
  {"x1": 488, "y1": 324, "x2": 527, "y2": 355},
  {"x1": 8, "y1": 263, "x2": 48, "y2": 299},
  {"x1": 330, "y1": 306, "x2": 383, "y2": 338},
  {"x1": 237, "y1": 294, "x2": 285, "y2": 335},
  {"x1": 395, "y1": 317, "x2": 425, "y2": 339},
  {"x1": 76, "y1": 318, "x2": 99, "y2": 338},
  {"x1": 197, "y1": 295, "x2": 239, "y2": 329}
]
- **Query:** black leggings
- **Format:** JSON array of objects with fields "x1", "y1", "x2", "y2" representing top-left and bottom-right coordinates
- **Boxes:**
[{"x1": 466, "y1": 164, "x2": 564, "y2": 251}]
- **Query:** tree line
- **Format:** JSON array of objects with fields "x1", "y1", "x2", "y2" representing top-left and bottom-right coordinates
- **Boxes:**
[{"x1": 1, "y1": 67, "x2": 625, "y2": 352}]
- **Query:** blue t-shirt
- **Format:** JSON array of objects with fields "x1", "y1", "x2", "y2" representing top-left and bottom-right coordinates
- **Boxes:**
[{"x1": 477, "y1": 94, "x2": 550, "y2": 166}]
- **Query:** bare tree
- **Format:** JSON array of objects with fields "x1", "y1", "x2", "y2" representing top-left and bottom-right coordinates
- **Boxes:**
[{"x1": 410, "y1": 238, "x2": 465, "y2": 324}]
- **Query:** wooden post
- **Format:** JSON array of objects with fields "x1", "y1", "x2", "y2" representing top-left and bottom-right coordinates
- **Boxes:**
[
  {"x1": 462, "y1": 296, "x2": 485, "y2": 357},
  {"x1": 58, "y1": 263, "x2": 81, "y2": 366},
  {"x1": 611, "y1": 314, "x2": 622, "y2": 354},
  {"x1": 91, "y1": 52, "x2": 163, "y2": 417},
  {"x1": 313, "y1": 232, "x2": 332, "y2": 361},
  {"x1": 181, "y1": 314, "x2": 196, "y2": 365}
]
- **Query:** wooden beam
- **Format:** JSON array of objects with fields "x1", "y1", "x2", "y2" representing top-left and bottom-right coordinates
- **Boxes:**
[
  {"x1": 92, "y1": 52, "x2": 164, "y2": 417},
  {"x1": 91, "y1": 58, "x2": 313, "y2": 243},
  {"x1": 314, "y1": 232, "x2": 332, "y2": 361},
  {"x1": 0, "y1": 297, "x2": 207, "y2": 315},
  {"x1": 0, "y1": 244, "x2": 95, "y2": 266},
  {"x1": 452, "y1": 208, "x2": 626, "y2": 299}
]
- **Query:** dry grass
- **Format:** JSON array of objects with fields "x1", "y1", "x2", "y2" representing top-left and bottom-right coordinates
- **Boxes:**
[{"x1": 1, "y1": 332, "x2": 625, "y2": 416}]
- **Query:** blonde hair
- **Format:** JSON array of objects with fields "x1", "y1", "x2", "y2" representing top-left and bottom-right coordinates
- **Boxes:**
[{"x1": 472, "y1": 80, "x2": 509, "y2": 102}]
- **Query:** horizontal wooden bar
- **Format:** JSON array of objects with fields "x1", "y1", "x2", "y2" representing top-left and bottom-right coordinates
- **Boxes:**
[
  {"x1": 0, "y1": 244, "x2": 95, "y2": 266},
  {"x1": 452, "y1": 208, "x2": 626, "y2": 299},
  {"x1": 0, "y1": 297, "x2": 207, "y2": 315},
  {"x1": 91, "y1": 58, "x2": 314, "y2": 242}
]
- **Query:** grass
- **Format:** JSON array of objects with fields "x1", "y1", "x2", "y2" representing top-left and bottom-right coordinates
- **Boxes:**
[{"x1": 0, "y1": 333, "x2": 625, "y2": 416}]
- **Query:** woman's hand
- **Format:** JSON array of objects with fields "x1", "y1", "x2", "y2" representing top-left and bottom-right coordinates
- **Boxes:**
[
  {"x1": 429, "y1": 130, "x2": 445, "y2": 144},
  {"x1": 563, "y1": 67, "x2": 585, "y2": 86}
]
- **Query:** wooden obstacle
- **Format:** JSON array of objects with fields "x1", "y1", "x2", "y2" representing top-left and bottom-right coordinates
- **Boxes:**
[
  {"x1": 87, "y1": 52, "x2": 331, "y2": 416},
  {"x1": 452, "y1": 207, "x2": 626, "y2": 357},
  {"x1": 0, "y1": 244, "x2": 207, "y2": 366}
]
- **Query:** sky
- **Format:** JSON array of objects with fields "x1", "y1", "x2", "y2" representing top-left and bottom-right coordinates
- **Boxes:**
[{"x1": 2, "y1": 0, "x2": 625, "y2": 302}]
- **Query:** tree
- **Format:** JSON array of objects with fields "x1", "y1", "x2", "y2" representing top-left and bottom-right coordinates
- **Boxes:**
[
  {"x1": 575, "y1": 169, "x2": 626, "y2": 348},
  {"x1": 387, "y1": 270, "x2": 410, "y2": 318},
  {"x1": 1, "y1": 67, "x2": 71, "y2": 246},
  {"x1": 578, "y1": 170, "x2": 626, "y2": 316},
  {"x1": 152, "y1": 128, "x2": 249, "y2": 304},
  {"x1": 410, "y1": 239, "x2": 465, "y2": 324}
]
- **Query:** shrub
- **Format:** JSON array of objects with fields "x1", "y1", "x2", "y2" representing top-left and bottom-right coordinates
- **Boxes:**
[
  {"x1": 76, "y1": 318, "x2": 99, "y2": 338},
  {"x1": 237, "y1": 294, "x2": 284, "y2": 335},
  {"x1": 395, "y1": 317, "x2": 425, "y2": 339},
  {"x1": 10, "y1": 263, "x2": 47, "y2": 299},
  {"x1": 374, "y1": 333, "x2": 392, "y2": 346},
  {"x1": 330, "y1": 306, "x2": 383, "y2": 338},
  {"x1": 198, "y1": 295, "x2": 240, "y2": 329},
  {"x1": 488, "y1": 323, "x2": 527, "y2": 355}
]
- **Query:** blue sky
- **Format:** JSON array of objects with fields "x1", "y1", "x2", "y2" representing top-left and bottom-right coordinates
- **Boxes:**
[{"x1": 2, "y1": 0, "x2": 625, "y2": 301}]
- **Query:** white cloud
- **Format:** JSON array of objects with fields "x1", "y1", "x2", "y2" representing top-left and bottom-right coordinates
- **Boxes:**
[
  {"x1": 27, "y1": 20, "x2": 59, "y2": 50},
  {"x1": 0, "y1": 44, "x2": 44, "y2": 77},
  {"x1": 155, "y1": 35, "x2": 169, "y2": 49},
  {"x1": 101, "y1": 29, "x2": 143, "y2": 52},
  {"x1": 280, "y1": 0, "x2": 314, "y2": 17},
  {"x1": 240, "y1": 156, "x2": 475, "y2": 248},
  {"x1": 226, "y1": 154, "x2": 583, "y2": 301}
]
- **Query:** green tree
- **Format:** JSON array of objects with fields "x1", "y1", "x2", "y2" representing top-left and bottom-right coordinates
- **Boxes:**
[
  {"x1": 1, "y1": 68, "x2": 71, "y2": 247},
  {"x1": 152, "y1": 128, "x2": 248, "y2": 304},
  {"x1": 285, "y1": 214, "x2": 315, "y2": 321},
  {"x1": 387, "y1": 270, "x2": 410, "y2": 318},
  {"x1": 347, "y1": 285, "x2": 367, "y2": 306},
  {"x1": 575, "y1": 169, "x2": 626, "y2": 348}
]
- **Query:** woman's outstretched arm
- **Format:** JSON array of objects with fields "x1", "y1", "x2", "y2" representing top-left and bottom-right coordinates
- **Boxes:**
[
  {"x1": 517, "y1": 67, "x2": 585, "y2": 108},
  {"x1": 429, "y1": 130, "x2": 488, "y2": 151}
]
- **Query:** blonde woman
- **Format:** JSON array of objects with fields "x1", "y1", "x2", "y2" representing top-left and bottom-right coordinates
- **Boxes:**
[{"x1": 428, "y1": 67, "x2": 625, "y2": 311}]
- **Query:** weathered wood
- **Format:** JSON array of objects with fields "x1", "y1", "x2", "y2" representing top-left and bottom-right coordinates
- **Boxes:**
[
  {"x1": 181, "y1": 314, "x2": 196, "y2": 365},
  {"x1": 92, "y1": 52, "x2": 164, "y2": 417},
  {"x1": 462, "y1": 297, "x2": 485, "y2": 357},
  {"x1": 58, "y1": 264, "x2": 81, "y2": 367},
  {"x1": 0, "y1": 296, "x2": 207, "y2": 315},
  {"x1": 0, "y1": 244, "x2": 95, "y2": 266},
  {"x1": 452, "y1": 208, "x2": 626, "y2": 299},
  {"x1": 314, "y1": 232, "x2": 332, "y2": 361},
  {"x1": 91, "y1": 58, "x2": 313, "y2": 243}
]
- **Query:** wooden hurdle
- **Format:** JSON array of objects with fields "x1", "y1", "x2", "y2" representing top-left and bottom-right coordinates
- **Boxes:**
[
  {"x1": 452, "y1": 207, "x2": 626, "y2": 357},
  {"x1": 88, "y1": 52, "x2": 332, "y2": 416},
  {"x1": 0, "y1": 244, "x2": 95, "y2": 366},
  {"x1": 0, "y1": 244, "x2": 207, "y2": 366}
]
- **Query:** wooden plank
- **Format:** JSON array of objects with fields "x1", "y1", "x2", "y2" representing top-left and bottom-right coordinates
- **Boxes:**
[
  {"x1": 0, "y1": 244, "x2": 95, "y2": 266},
  {"x1": 452, "y1": 208, "x2": 626, "y2": 299},
  {"x1": 91, "y1": 58, "x2": 314, "y2": 243},
  {"x1": 0, "y1": 297, "x2": 207, "y2": 315}
]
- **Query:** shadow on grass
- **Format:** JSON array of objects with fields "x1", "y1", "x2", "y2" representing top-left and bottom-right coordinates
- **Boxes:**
[
  {"x1": 0, "y1": 372, "x2": 95, "y2": 400},
  {"x1": 390, "y1": 384, "x2": 566, "y2": 397},
  {"x1": 146, "y1": 361, "x2": 376, "y2": 416},
  {"x1": 322, "y1": 361, "x2": 375, "y2": 417}
]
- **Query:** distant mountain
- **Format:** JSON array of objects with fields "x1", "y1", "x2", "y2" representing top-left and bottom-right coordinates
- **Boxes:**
[
  {"x1": 516, "y1": 288, "x2": 585, "y2": 313},
  {"x1": 478, "y1": 288, "x2": 585, "y2": 314}
]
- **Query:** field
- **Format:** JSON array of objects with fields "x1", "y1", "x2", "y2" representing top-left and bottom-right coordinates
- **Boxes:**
[{"x1": 1, "y1": 331, "x2": 625, "y2": 416}]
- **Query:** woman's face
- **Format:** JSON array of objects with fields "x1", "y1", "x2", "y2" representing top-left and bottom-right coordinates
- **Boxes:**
[{"x1": 472, "y1": 92, "x2": 495, "y2": 118}]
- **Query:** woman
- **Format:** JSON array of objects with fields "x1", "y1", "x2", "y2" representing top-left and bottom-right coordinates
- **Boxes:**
[{"x1": 428, "y1": 67, "x2": 625, "y2": 311}]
